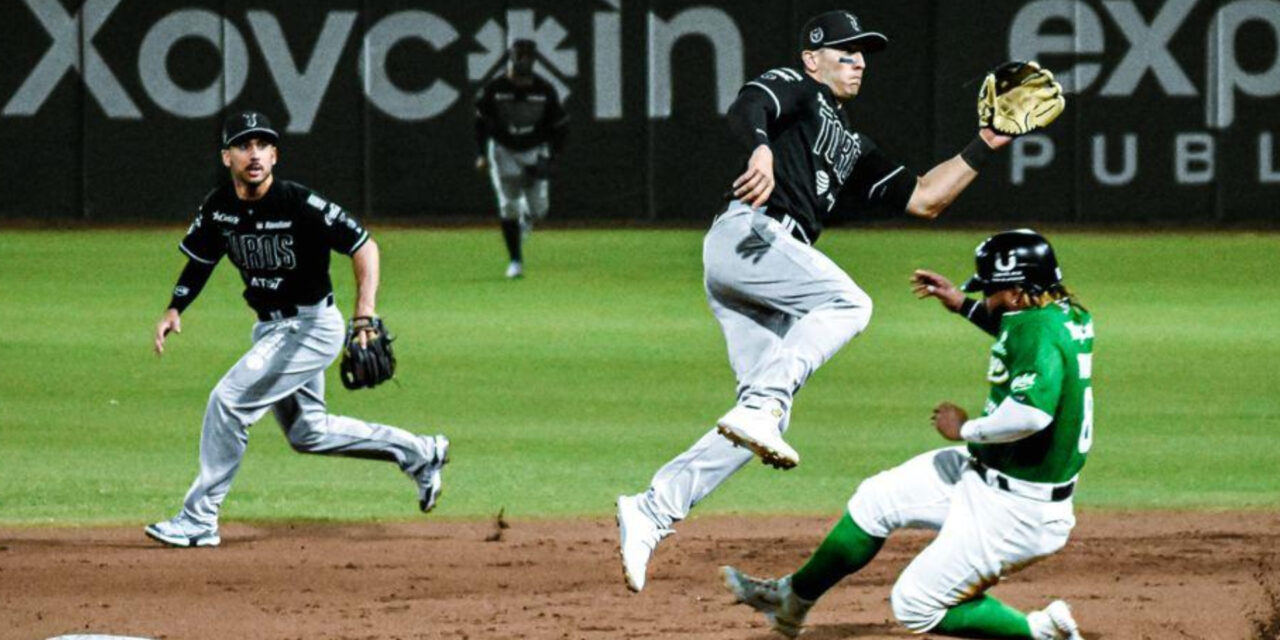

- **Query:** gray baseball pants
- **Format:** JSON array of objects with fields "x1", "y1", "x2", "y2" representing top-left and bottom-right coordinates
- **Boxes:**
[
  {"x1": 174, "y1": 302, "x2": 434, "y2": 532},
  {"x1": 487, "y1": 140, "x2": 550, "y2": 222},
  {"x1": 639, "y1": 202, "x2": 873, "y2": 527}
]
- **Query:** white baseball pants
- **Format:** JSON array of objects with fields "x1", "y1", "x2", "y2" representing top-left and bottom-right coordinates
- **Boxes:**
[
  {"x1": 638, "y1": 202, "x2": 873, "y2": 528},
  {"x1": 848, "y1": 446, "x2": 1076, "y2": 632}
]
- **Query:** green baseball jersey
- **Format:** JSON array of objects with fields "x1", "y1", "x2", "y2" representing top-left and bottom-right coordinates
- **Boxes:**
[{"x1": 969, "y1": 301, "x2": 1094, "y2": 483}]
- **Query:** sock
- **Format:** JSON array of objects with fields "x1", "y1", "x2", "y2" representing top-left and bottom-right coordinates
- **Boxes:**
[
  {"x1": 501, "y1": 219, "x2": 522, "y2": 262},
  {"x1": 932, "y1": 594, "x2": 1032, "y2": 638},
  {"x1": 790, "y1": 512, "x2": 885, "y2": 601}
]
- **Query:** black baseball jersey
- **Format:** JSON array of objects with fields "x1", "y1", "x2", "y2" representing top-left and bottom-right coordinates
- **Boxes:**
[
  {"x1": 179, "y1": 180, "x2": 369, "y2": 315},
  {"x1": 728, "y1": 67, "x2": 915, "y2": 243},
  {"x1": 474, "y1": 74, "x2": 569, "y2": 153}
]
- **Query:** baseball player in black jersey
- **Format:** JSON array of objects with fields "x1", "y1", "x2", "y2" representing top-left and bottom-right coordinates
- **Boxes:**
[
  {"x1": 145, "y1": 111, "x2": 450, "y2": 548},
  {"x1": 475, "y1": 39, "x2": 569, "y2": 279},
  {"x1": 617, "y1": 10, "x2": 1015, "y2": 591}
]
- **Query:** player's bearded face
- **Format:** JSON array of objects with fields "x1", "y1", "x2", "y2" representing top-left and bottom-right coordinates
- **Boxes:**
[
  {"x1": 807, "y1": 48, "x2": 866, "y2": 101},
  {"x1": 222, "y1": 138, "x2": 277, "y2": 187}
]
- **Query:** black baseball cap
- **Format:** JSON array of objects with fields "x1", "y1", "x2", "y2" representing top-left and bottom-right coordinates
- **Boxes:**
[
  {"x1": 222, "y1": 110, "x2": 279, "y2": 148},
  {"x1": 801, "y1": 10, "x2": 887, "y2": 53}
]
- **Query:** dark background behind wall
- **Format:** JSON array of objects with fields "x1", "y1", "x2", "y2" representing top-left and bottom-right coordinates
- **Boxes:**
[{"x1": 1, "y1": 0, "x2": 1276, "y2": 224}]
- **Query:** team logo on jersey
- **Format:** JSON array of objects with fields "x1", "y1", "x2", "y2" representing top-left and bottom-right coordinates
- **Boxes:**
[
  {"x1": 1011, "y1": 373, "x2": 1038, "y2": 393},
  {"x1": 815, "y1": 170, "x2": 830, "y2": 196},
  {"x1": 227, "y1": 234, "x2": 297, "y2": 271},
  {"x1": 809, "y1": 27, "x2": 824, "y2": 44},
  {"x1": 812, "y1": 96, "x2": 861, "y2": 184}
]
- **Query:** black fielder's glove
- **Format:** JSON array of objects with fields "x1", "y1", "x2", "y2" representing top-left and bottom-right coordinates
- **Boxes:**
[
  {"x1": 977, "y1": 61, "x2": 1066, "y2": 136},
  {"x1": 340, "y1": 316, "x2": 396, "y2": 390}
]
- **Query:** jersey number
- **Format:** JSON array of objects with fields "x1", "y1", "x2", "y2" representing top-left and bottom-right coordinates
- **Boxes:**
[{"x1": 1077, "y1": 386, "x2": 1094, "y2": 454}]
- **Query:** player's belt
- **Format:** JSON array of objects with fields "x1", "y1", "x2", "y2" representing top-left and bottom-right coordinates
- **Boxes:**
[
  {"x1": 969, "y1": 458, "x2": 1075, "y2": 502},
  {"x1": 256, "y1": 293, "x2": 334, "y2": 322},
  {"x1": 764, "y1": 210, "x2": 812, "y2": 245}
]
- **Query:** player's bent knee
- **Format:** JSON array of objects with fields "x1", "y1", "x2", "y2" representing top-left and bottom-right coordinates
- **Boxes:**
[
  {"x1": 846, "y1": 476, "x2": 895, "y2": 538},
  {"x1": 890, "y1": 580, "x2": 944, "y2": 633},
  {"x1": 284, "y1": 413, "x2": 329, "y2": 452}
]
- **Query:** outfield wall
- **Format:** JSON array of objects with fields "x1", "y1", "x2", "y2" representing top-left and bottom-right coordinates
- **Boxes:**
[{"x1": 1, "y1": 0, "x2": 1276, "y2": 224}]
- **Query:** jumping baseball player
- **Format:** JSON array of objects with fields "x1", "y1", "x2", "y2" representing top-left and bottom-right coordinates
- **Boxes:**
[
  {"x1": 616, "y1": 11, "x2": 1066, "y2": 592},
  {"x1": 474, "y1": 38, "x2": 569, "y2": 279},
  {"x1": 722, "y1": 230, "x2": 1092, "y2": 640},
  {"x1": 145, "y1": 110, "x2": 450, "y2": 548}
]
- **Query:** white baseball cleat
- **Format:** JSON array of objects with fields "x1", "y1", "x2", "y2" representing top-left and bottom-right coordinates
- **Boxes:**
[
  {"x1": 616, "y1": 494, "x2": 674, "y2": 592},
  {"x1": 716, "y1": 400, "x2": 799, "y2": 469},
  {"x1": 144, "y1": 517, "x2": 221, "y2": 548},
  {"x1": 721, "y1": 566, "x2": 813, "y2": 638},
  {"x1": 505, "y1": 261, "x2": 524, "y2": 279},
  {"x1": 1027, "y1": 599, "x2": 1084, "y2": 640},
  {"x1": 414, "y1": 434, "x2": 450, "y2": 513}
]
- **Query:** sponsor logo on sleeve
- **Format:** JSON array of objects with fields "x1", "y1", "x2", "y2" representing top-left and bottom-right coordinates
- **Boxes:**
[
  {"x1": 1011, "y1": 372, "x2": 1038, "y2": 393},
  {"x1": 986, "y1": 355, "x2": 1009, "y2": 384},
  {"x1": 324, "y1": 203, "x2": 343, "y2": 226}
]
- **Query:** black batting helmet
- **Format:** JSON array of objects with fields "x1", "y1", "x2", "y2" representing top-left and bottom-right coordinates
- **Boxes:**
[{"x1": 962, "y1": 229, "x2": 1063, "y2": 295}]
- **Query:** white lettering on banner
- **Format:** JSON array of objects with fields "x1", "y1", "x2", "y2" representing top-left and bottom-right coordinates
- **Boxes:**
[
  {"x1": 1011, "y1": 135, "x2": 1055, "y2": 185},
  {"x1": 1092, "y1": 134, "x2": 1137, "y2": 186},
  {"x1": 248, "y1": 11, "x2": 356, "y2": 133},
  {"x1": 1009, "y1": 0, "x2": 1105, "y2": 93},
  {"x1": 1099, "y1": 0, "x2": 1197, "y2": 96},
  {"x1": 647, "y1": 8, "x2": 744, "y2": 118},
  {"x1": 1206, "y1": 0, "x2": 1280, "y2": 129},
  {"x1": 1175, "y1": 133, "x2": 1214, "y2": 184},
  {"x1": 594, "y1": 2, "x2": 623, "y2": 119},
  {"x1": 360, "y1": 11, "x2": 458, "y2": 121},
  {"x1": 468, "y1": 10, "x2": 579, "y2": 102},
  {"x1": 138, "y1": 10, "x2": 248, "y2": 118},
  {"x1": 1261, "y1": 133, "x2": 1280, "y2": 183},
  {"x1": 1010, "y1": 0, "x2": 1280, "y2": 130},
  {"x1": 1017, "y1": 132, "x2": 1280, "y2": 186},
  {"x1": 2, "y1": 0, "x2": 140, "y2": 118}
]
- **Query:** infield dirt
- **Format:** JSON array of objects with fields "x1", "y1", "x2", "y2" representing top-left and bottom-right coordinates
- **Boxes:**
[{"x1": 3, "y1": 511, "x2": 1277, "y2": 640}]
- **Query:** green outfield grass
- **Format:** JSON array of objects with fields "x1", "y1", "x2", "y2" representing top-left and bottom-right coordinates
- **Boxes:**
[{"x1": 0, "y1": 227, "x2": 1277, "y2": 525}]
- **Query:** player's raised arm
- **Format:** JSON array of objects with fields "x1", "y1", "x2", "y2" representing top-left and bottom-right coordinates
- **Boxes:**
[
  {"x1": 904, "y1": 130, "x2": 1011, "y2": 219},
  {"x1": 910, "y1": 268, "x2": 1002, "y2": 336}
]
